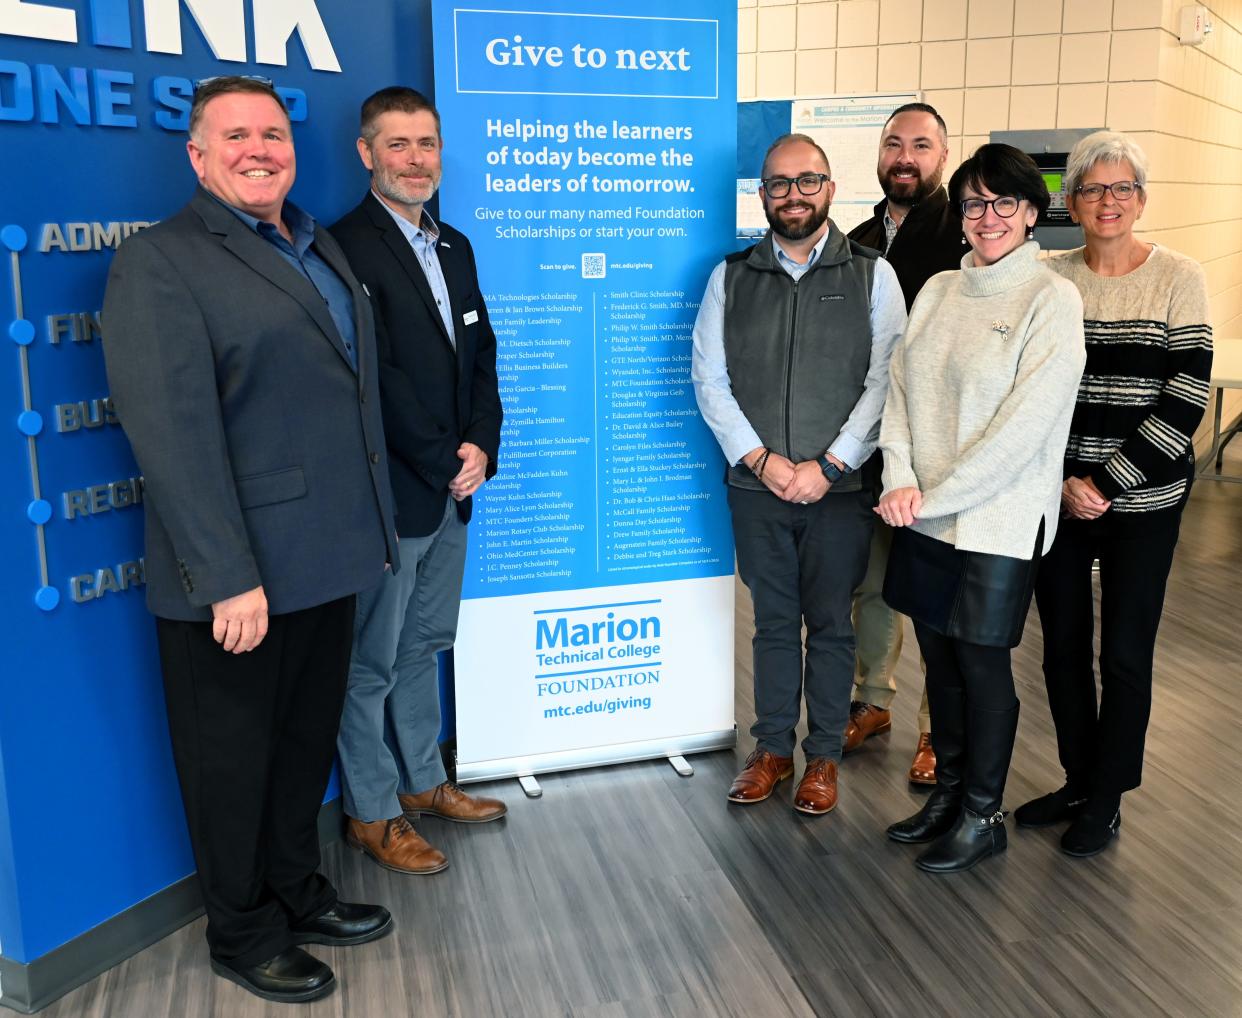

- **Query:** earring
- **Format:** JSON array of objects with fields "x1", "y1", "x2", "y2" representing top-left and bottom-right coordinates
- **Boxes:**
[{"x1": 962, "y1": 233, "x2": 968, "y2": 245}]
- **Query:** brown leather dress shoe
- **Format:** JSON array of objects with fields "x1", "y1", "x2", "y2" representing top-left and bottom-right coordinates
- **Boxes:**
[
  {"x1": 346, "y1": 816, "x2": 448, "y2": 874},
  {"x1": 843, "y1": 701, "x2": 892, "y2": 753},
  {"x1": 908, "y1": 732, "x2": 937, "y2": 785},
  {"x1": 727, "y1": 748, "x2": 794, "y2": 803},
  {"x1": 399, "y1": 782, "x2": 507, "y2": 823},
  {"x1": 794, "y1": 757, "x2": 839, "y2": 815}
]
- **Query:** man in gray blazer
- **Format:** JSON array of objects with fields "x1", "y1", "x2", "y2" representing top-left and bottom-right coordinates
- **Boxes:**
[{"x1": 102, "y1": 76, "x2": 399, "y2": 1005}]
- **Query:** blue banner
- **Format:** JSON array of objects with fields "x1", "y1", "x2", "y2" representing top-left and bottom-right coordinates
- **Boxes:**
[
  {"x1": 436, "y1": 0, "x2": 735, "y2": 602},
  {"x1": 434, "y1": 0, "x2": 736, "y2": 779}
]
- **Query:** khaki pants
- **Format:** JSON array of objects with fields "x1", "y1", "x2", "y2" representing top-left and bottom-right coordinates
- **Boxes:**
[{"x1": 851, "y1": 519, "x2": 931, "y2": 733}]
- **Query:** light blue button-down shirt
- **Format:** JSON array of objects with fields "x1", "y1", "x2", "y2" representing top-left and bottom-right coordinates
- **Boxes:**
[
  {"x1": 373, "y1": 193, "x2": 456, "y2": 348},
  {"x1": 691, "y1": 229, "x2": 908, "y2": 470}
]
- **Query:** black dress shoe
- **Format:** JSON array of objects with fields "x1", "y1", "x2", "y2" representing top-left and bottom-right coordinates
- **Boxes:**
[
  {"x1": 211, "y1": 947, "x2": 335, "y2": 1003},
  {"x1": 1014, "y1": 785, "x2": 1088, "y2": 828},
  {"x1": 1061, "y1": 807, "x2": 1121, "y2": 858},
  {"x1": 291, "y1": 901, "x2": 393, "y2": 946},
  {"x1": 915, "y1": 807, "x2": 1007, "y2": 873},
  {"x1": 887, "y1": 789, "x2": 962, "y2": 844}
]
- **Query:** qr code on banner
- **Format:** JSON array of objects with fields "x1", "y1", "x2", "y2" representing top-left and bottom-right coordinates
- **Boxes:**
[{"x1": 581, "y1": 253, "x2": 606, "y2": 279}]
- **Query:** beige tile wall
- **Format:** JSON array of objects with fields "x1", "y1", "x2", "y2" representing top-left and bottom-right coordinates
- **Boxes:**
[
  {"x1": 738, "y1": 0, "x2": 1242, "y2": 446},
  {"x1": 1148, "y1": 1, "x2": 1239, "y2": 445}
]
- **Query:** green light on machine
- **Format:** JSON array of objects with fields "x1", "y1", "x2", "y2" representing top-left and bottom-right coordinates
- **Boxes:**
[{"x1": 1042, "y1": 172, "x2": 1064, "y2": 194}]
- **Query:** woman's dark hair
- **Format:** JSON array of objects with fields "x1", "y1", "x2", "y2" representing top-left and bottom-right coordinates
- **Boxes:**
[{"x1": 948, "y1": 143, "x2": 1051, "y2": 220}]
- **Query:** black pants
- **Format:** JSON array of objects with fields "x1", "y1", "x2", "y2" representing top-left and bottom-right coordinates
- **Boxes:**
[
  {"x1": 914, "y1": 621, "x2": 1019, "y2": 813},
  {"x1": 156, "y1": 596, "x2": 355, "y2": 966},
  {"x1": 729, "y1": 485, "x2": 873, "y2": 759},
  {"x1": 1033, "y1": 507, "x2": 1183, "y2": 795},
  {"x1": 913, "y1": 622, "x2": 1017, "y2": 712}
]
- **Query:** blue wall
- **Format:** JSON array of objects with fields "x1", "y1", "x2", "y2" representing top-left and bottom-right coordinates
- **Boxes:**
[{"x1": 0, "y1": 0, "x2": 430, "y2": 964}]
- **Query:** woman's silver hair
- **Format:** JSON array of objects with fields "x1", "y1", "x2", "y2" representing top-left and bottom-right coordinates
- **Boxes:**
[{"x1": 1064, "y1": 130, "x2": 1149, "y2": 197}]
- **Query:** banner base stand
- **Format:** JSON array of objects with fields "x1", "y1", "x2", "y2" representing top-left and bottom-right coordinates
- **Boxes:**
[
  {"x1": 456, "y1": 727, "x2": 737, "y2": 785},
  {"x1": 667, "y1": 755, "x2": 694, "y2": 777},
  {"x1": 517, "y1": 775, "x2": 544, "y2": 798}
]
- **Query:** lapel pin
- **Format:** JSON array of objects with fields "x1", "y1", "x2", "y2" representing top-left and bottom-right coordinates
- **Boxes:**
[{"x1": 991, "y1": 320, "x2": 1011, "y2": 337}]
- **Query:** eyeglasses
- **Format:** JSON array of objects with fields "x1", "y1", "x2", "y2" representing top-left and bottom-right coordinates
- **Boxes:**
[
  {"x1": 960, "y1": 195, "x2": 1023, "y2": 220},
  {"x1": 762, "y1": 173, "x2": 830, "y2": 199},
  {"x1": 1074, "y1": 180, "x2": 1141, "y2": 202},
  {"x1": 193, "y1": 75, "x2": 276, "y2": 94}
]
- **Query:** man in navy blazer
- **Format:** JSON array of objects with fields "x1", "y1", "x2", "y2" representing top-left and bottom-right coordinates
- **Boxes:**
[
  {"x1": 102, "y1": 77, "x2": 398, "y2": 1004},
  {"x1": 329, "y1": 87, "x2": 505, "y2": 874}
]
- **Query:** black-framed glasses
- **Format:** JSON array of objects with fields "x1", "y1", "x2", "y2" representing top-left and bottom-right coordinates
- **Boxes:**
[
  {"x1": 762, "y1": 173, "x2": 830, "y2": 198},
  {"x1": 961, "y1": 195, "x2": 1023, "y2": 220},
  {"x1": 1075, "y1": 180, "x2": 1141, "y2": 203}
]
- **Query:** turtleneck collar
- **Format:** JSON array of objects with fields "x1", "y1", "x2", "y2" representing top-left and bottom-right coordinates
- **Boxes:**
[{"x1": 958, "y1": 239, "x2": 1043, "y2": 297}]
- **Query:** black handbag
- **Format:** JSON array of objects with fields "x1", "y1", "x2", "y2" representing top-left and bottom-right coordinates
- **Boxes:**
[{"x1": 882, "y1": 522, "x2": 1043, "y2": 648}]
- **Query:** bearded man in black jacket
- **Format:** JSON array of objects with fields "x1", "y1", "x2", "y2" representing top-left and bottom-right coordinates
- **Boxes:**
[{"x1": 843, "y1": 103, "x2": 963, "y2": 785}]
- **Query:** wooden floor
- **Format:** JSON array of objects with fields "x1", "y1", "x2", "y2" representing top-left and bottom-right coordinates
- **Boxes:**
[{"x1": 45, "y1": 458, "x2": 1242, "y2": 1018}]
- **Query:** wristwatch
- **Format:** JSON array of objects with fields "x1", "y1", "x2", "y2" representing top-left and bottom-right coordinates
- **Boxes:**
[{"x1": 818, "y1": 455, "x2": 846, "y2": 484}]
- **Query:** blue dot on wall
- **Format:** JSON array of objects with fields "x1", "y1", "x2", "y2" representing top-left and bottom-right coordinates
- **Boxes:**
[
  {"x1": 9, "y1": 319, "x2": 35, "y2": 346},
  {"x1": 27, "y1": 499, "x2": 52, "y2": 524},
  {"x1": 17, "y1": 410, "x2": 43, "y2": 436},
  {"x1": 1, "y1": 225, "x2": 28, "y2": 252},
  {"x1": 35, "y1": 586, "x2": 60, "y2": 611}
]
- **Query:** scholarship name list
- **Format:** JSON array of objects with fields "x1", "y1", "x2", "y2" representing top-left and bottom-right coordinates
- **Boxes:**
[{"x1": 471, "y1": 286, "x2": 725, "y2": 593}]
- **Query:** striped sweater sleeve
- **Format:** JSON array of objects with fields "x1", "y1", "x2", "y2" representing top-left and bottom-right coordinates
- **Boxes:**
[{"x1": 1093, "y1": 263, "x2": 1213, "y2": 501}]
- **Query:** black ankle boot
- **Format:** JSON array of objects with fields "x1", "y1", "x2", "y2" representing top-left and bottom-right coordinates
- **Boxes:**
[
  {"x1": 915, "y1": 806, "x2": 1007, "y2": 872},
  {"x1": 888, "y1": 788, "x2": 962, "y2": 844},
  {"x1": 1061, "y1": 793, "x2": 1121, "y2": 857},
  {"x1": 916, "y1": 703, "x2": 1020, "y2": 873},
  {"x1": 1014, "y1": 784, "x2": 1088, "y2": 828}
]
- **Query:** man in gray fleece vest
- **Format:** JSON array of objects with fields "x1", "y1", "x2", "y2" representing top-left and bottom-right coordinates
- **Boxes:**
[{"x1": 691, "y1": 134, "x2": 907, "y2": 815}]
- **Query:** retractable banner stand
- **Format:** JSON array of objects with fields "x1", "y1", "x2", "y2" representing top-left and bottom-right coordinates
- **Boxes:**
[{"x1": 432, "y1": 0, "x2": 738, "y2": 781}]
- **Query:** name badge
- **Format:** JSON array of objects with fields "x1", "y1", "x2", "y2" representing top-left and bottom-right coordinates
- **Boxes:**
[{"x1": 463, "y1": 310, "x2": 479, "y2": 326}]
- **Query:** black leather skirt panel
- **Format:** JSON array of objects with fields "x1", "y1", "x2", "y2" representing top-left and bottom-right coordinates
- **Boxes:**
[{"x1": 882, "y1": 521, "x2": 1044, "y2": 648}]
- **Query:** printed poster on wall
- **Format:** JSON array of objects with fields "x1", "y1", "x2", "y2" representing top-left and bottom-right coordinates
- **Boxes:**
[
  {"x1": 736, "y1": 92, "x2": 919, "y2": 239},
  {"x1": 432, "y1": 0, "x2": 738, "y2": 780}
]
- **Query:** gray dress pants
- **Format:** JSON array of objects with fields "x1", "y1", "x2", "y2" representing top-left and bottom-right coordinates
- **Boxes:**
[
  {"x1": 337, "y1": 498, "x2": 467, "y2": 822},
  {"x1": 729, "y1": 485, "x2": 874, "y2": 760}
]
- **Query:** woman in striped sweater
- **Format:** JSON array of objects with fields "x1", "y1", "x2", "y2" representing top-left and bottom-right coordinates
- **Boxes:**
[{"x1": 1018, "y1": 131, "x2": 1213, "y2": 857}]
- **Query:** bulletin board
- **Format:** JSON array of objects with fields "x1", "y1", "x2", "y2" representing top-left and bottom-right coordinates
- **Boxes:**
[{"x1": 737, "y1": 92, "x2": 919, "y2": 240}]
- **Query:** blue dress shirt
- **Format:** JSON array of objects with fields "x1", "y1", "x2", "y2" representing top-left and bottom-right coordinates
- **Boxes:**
[
  {"x1": 372, "y1": 193, "x2": 457, "y2": 348},
  {"x1": 213, "y1": 193, "x2": 360, "y2": 371}
]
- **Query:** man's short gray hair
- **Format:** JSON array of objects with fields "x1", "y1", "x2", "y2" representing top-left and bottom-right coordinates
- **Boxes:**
[{"x1": 1064, "y1": 130, "x2": 1149, "y2": 198}]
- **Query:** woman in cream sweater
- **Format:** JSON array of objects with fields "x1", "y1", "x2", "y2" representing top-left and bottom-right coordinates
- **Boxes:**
[{"x1": 877, "y1": 144, "x2": 1086, "y2": 873}]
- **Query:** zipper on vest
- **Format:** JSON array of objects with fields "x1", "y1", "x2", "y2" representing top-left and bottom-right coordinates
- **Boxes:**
[{"x1": 783, "y1": 279, "x2": 799, "y2": 455}]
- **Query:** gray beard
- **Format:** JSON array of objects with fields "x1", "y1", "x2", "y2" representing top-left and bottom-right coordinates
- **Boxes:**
[{"x1": 375, "y1": 174, "x2": 438, "y2": 210}]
